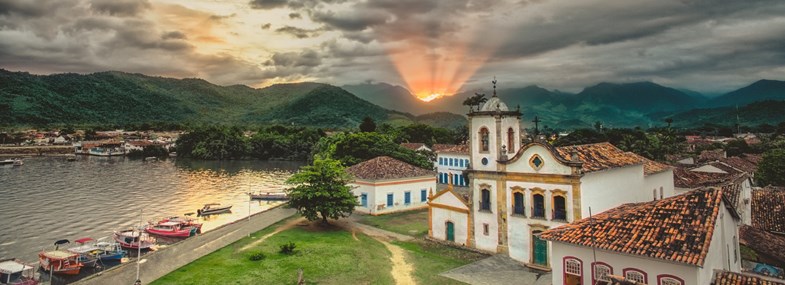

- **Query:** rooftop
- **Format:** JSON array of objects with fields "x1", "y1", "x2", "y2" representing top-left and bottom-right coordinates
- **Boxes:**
[
  {"x1": 673, "y1": 167, "x2": 733, "y2": 188},
  {"x1": 555, "y1": 142, "x2": 644, "y2": 173},
  {"x1": 347, "y1": 156, "x2": 436, "y2": 181},
  {"x1": 433, "y1": 144, "x2": 469, "y2": 155},
  {"x1": 400, "y1": 143, "x2": 428, "y2": 151},
  {"x1": 717, "y1": 156, "x2": 759, "y2": 174},
  {"x1": 713, "y1": 270, "x2": 785, "y2": 285},
  {"x1": 625, "y1": 152, "x2": 672, "y2": 175},
  {"x1": 752, "y1": 186, "x2": 785, "y2": 234},
  {"x1": 739, "y1": 225, "x2": 785, "y2": 264},
  {"x1": 540, "y1": 188, "x2": 725, "y2": 266}
]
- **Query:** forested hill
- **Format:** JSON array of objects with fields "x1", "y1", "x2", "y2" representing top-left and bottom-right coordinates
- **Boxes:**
[{"x1": 0, "y1": 69, "x2": 448, "y2": 129}]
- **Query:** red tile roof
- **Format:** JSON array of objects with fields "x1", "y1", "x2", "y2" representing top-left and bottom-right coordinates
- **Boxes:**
[
  {"x1": 713, "y1": 270, "x2": 785, "y2": 285},
  {"x1": 346, "y1": 156, "x2": 436, "y2": 181},
  {"x1": 400, "y1": 143, "x2": 427, "y2": 151},
  {"x1": 752, "y1": 187, "x2": 785, "y2": 234},
  {"x1": 555, "y1": 142, "x2": 644, "y2": 173},
  {"x1": 699, "y1": 149, "x2": 726, "y2": 162},
  {"x1": 673, "y1": 167, "x2": 733, "y2": 188},
  {"x1": 540, "y1": 188, "x2": 724, "y2": 266},
  {"x1": 432, "y1": 144, "x2": 469, "y2": 154},
  {"x1": 625, "y1": 152, "x2": 672, "y2": 175},
  {"x1": 718, "y1": 156, "x2": 759, "y2": 174},
  {"x1": 739, "y1": 225, "x2": 785, "y2": 264}
]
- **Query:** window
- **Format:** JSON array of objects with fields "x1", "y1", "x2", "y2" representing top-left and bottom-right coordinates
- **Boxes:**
[
  {"x1": 593, "y1": 263, "x2": 612, "y2": 285},
  {"x1": 508, "y1": 127, "x2": 515, "y2": 153},
  {"x1": 480, "y1": 127, "x2": 489, "y2": 152},
  {"x1": 553, "y1": 195, "x2": 567, "y2": 221},
  {"x1": 404, "y1": 191, "x2": 411, "y2": 205},
  {"x1": 439, "y1": 157, "x2": 443, "y2": 165},
  {"x1": 483, "y1": 223, "x2": 489, "y2": 236},
  {"x1": 421, "y1": 189, "x2": 427, "y2": 202},
  {"x1": 459, "y1": 159, "x2": 464, "y2": 167},
  {"x1": 660, "y1": 186, "x2": 664, "y2": 199},
  {"x1": 513, "y1": 192, "x2": 525, "y2": 215},
  {"x1": 465, "y1": 159, "x2": 469, "y2": 167},
  {"x1": 360, "y1": 193, "x2": 368, "y2": 208},
  {"x1": 532, "y1": 193, "x2": 545, "y2": 218},
  {"x1": 653, "y1": 189, "x2": 657, "y2": 200},
  {"x1": 386, "y1": 193, "x2": 393, "y2": 207},
  {"x1": 449, "y1": 158, "x2": 454, "y2": 166},
  {"x1": 480, "y1": 189, "x2": 491, "y2": 211},
  {"x1": 733, "y1": 236, "x2": 739, "y2": 263},
  {"x1": 623, "y1": 269, "x2": 646, "y2": 283},
  {"x1": 564, "y1": 257, "x2": 582, "y2": 285},
  {"x1": 657, "y1": 275, "x2": 684, "y2": 285}
]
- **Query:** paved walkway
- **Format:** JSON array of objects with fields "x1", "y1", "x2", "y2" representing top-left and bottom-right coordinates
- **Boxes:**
[
  {"x1": 440, "y1": 255, "x2": 552, "y2": 285},
  {"x1": 74, "y1": 206, "x2": 296, "y2": 285}
]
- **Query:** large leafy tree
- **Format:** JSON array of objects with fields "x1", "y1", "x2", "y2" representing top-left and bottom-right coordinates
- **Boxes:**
[
  {"x1": 359, "y1": 116, "x2": 376, "y2": 132},
  {"x1": 462, "y1": 93, "x2": 487, "y2": 112},
  {"x1": 757, "y1": 148, "x2": 785, "y2": 187},
  {"x1": 311, "y1": 132, "x2": 432, "y2": 169},
  {"x1": 285, "y1": 159, "x2": 357, "y2": 224}
]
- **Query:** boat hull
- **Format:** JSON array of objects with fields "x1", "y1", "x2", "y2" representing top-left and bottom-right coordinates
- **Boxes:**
[
  {"x1": 145, "y1": 227, "x2": 196, "y2": 238},
  {"x1": 197, "y1": 206, "x2": 232, "y2": 216},
  {"x1": 113, "y1": 232, "x2": 155, "y2": 250},
  {"x1": 97, "y1": 251, "x2": 125, "y2": 262},
  {"x1": 38, "y1": 253, "x2": 82, "y2": 275}
]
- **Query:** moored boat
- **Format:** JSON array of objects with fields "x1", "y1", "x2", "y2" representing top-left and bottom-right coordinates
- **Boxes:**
[
  {"x1": 39, "y1": 240, "x2": 83, "y2": 275},
  {"x1": 196, "y1": 203, "x2": 232, "y2": 216},
  {"x1": 249, "y1": 192, "x2": 288, "y2": 201},
  {"x1": 156, "y1": 216, "x2": 202, "y2": 233},
  {"x1": 93, "y1": 241, "x2": 126, "y2": 262},
  {"x1": 0, "y1": 258, "x2": 38, "y2": 285},
  {"x1": 113, "y1": 230, "x2": 155, "y2": 250},
  {"x1": 145, "y1": 222, "x2": 197, "y2": 238},
  {"x1": 12, "y1": 159, "x2": 23, "y2": 167}
]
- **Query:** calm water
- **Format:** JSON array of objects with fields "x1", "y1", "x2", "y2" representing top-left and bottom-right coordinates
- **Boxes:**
[{"x1": 0, "y1": 156, "x2": 302, "y2": 263}]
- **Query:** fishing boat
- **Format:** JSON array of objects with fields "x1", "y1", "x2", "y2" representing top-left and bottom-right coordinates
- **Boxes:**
[
  {"x1": 0, "y1": 259, "x2": 38, "y2": 285},
  {"x1": 249, "y1": 192, "x2": 289, "y2": 201},
  {"x1": 145, "y1": 222, "x2": 197, "y2": 238},
  {"x1": 156, "y1": 216, "x2": 202, "y2": 233},
  {"x1": 113, "y1": 230, "x2": 155, "y2": 250},
  {"x1": 38, "y1": 240, "x2": 83, "y2": 275},
  {"x1": 93, "y1": 241, "x2": 126, "y2": 262},
  {"x1": 66, "y1": 239, "x2": 99, "y2": 268},
  {"x1": 196, "y1": 203, "x2": 232, "y2": 216}
]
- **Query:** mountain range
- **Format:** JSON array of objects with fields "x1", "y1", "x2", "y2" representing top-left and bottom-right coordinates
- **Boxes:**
[{"x1": 2, "y1": 68, "x2": 784, "y2": 130}]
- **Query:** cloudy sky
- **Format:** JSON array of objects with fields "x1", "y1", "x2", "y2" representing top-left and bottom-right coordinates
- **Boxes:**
[{"x1": 1, "y1": 0, "x2": 784, "y2": 99}]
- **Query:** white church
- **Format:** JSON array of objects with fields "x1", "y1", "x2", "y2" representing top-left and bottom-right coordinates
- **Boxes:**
[{"x1": 428, "y1": 81, "x2": 676, "y2": 269}]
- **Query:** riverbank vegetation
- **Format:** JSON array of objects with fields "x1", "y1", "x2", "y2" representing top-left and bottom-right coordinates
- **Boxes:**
[{"x1": 175, "y1": 125, "x2": 325, "y2": 160}]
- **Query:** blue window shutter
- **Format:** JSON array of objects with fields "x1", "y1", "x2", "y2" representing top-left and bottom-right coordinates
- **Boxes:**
[{"x1": 421, "y1": 189, "x2": 427, "y2": 202}]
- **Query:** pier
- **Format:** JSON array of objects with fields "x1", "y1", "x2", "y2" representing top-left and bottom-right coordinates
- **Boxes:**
[{"x1": 74, "y1": 206, "x2": 296, "y2": 285}]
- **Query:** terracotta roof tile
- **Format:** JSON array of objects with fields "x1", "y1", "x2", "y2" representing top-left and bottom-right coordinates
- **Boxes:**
[
  {"x1": 432, "y1": 144, "x2": 469, "y2": 154},
  {"x1": 346, "y1": 156, "x2": 436, "y2": 181},
  {"x1": 714, "y1": 270, "x2": 785, "y2": 285},
  {"x1": 718, "y1": 156, "x2": 759, "y2": 174},
  {"x1": 739, "y1": 225, "x2": 785, "y2": 264},
  {"x1": 699, "y1": 149, "x2": 726, "y2": 162},
  {"x1": 742, "y1": 153, "x2": 763, "y2": 165},
  {"x1": 673, "y1": 167, "x2": 732, "y2": 188},
  {"x1": 540, "y1": 188, "x2": 724, "y2": 266},
  {"x1": 752, "y1": 187, "x2": 785, "y2": 234},
  {"x1": 625, "y1": 152, "x2": 672, "y2": 175},
  {"x1": 400, "y1": 143, "x2": 427, "y2": 151},
  {"x1": 555, "y1": 142, "x2": 644, "y2": 173}
]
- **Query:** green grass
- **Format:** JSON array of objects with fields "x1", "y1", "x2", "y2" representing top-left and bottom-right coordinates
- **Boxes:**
[
  {"x1": 152, "y1": 220, "x2": 394, "y2": 285},
  {"x1": 355, "y1": 209, "x2": 429, "y2": 237},
  {"x1": 393, "y1": 240, "x2": 487, "y2": 285}
]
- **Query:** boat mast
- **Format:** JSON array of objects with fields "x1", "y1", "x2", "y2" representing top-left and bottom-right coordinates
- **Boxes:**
[{"x1": 136, "y1": 209, "x2": 142, "y2": 285}]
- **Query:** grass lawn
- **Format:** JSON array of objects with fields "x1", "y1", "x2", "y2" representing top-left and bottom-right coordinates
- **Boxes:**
[
  {"x1": 355, "y1": 209, "x2": 429, "y2": 237},
  {"x1": 152, "y1": 219, "x2": 395, "y2": 285},
  {"x1": 394, "y1": 240, "x2": 487, "y2": 285}
]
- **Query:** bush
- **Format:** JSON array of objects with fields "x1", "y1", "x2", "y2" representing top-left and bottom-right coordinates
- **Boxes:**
[
  {"x1": 248, "y1": 251, "x2": 266, "y2": 261},
  {"x1": 279, "y1": 242, "x2": 297, "y2": 255}
]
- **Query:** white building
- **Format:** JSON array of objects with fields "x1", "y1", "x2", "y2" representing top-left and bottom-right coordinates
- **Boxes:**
[
  {"x1": 428, "y1": 84, "x2": 674, "y2": 269},
  {"x1": 541, "y1": 188, "x2": 742, "y2": 285},
  {"x1": 434, "y1": 144, "x2": 470, "y2": 187},
  {"x1": 347, "y1": 156, "x2": 436, "y2": 215}
]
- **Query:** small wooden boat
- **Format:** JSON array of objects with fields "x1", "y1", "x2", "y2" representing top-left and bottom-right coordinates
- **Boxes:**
[
  {"x1": 39, "y1": 240, "x2": 83, "y2": 275},
  {"x1": 157, "y1": 216, "x2": 202, "y2": 233},
  {"x1": 249, "y1": 192, "x2": 289, "y2": 201},
  {"x1": 145, "y1": 222, "x2": 197, "y2": 238},
  {"x1": 0, "y1": 258, "x2": 38, "y2": 285},
  {"x1": 93, "y1": 241, "x2": 126, "y2": 262},
  {"x1": 113, "y1": 230, "x2": 155, "y2": 250},
  {"x1": 197, "y1": 203, "x2": 232, "y2": 216},
  {"x1": 67, "y1": 239, "x2": 99, "y2": 268}
]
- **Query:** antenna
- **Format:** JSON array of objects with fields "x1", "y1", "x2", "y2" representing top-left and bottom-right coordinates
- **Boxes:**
[{"x1": 736, "y1": 105, "x2": 740, "y2": 135}]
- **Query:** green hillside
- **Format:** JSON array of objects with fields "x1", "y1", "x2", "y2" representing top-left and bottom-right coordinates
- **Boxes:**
[{"x1": 666, "y1": 100, "x2": 785, "y2": 128}]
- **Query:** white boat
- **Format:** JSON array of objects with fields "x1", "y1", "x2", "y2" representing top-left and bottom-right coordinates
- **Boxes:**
[
  {"x1": 12, "y1": 159, "x2": 23, "y2": 167},
  {"x1": 0, "y1": 258, "x2": 38, "y2": 285}
]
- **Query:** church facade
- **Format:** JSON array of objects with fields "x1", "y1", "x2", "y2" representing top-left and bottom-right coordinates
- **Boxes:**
[{"x1": 428, "y1": 83, "x2": 674, "y2": 269}]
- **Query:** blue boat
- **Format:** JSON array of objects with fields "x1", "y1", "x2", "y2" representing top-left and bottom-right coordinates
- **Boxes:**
[{"x1": 94, "y1": 241, "x2": 126, "y2": 262}]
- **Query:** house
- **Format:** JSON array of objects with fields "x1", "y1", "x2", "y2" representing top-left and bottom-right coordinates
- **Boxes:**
[
  {"x1": 712, "y1": 270, "x2": 785, "y2": 285},
  {"x1": 400, "y1": 143, "x2": 431, "y2": 152},
  {"x1": 739, "y1": 225, "x2": 785, "y2": 278},
  {"x1": 125, "y1": 140, "x2": 170, "y2": 152},
  {"x1": 347, "y1": 156, "x2": 436, "y2": 215},
  {"x1": 541, "y1": 188, "x2": 742, "y2": 285},
  {"x1": 433, "y1": 144, "x2": 470, "y2": 186},
  {"x1": 428, "y1": 85, "x2": 675, "y2": 269},
  {"x1": 673, "y1": 166, "x2": 753, "y2": 225},
  {"x1": 751, "y1": 186, "x2": 785, "y2": 236}
]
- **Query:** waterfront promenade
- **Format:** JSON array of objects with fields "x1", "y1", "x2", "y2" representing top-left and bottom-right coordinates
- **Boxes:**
[{"x1": 74, "y1": 206, "x2": 296, "y2": 285}]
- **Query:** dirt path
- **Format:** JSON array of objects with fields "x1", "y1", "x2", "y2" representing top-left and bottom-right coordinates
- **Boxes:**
[
  {"x1": 338, "y1": 220, "x2": 416, "y2": 285},
  {"x1": 238, "y1": 217, "x2": 305, "y2": 252}
]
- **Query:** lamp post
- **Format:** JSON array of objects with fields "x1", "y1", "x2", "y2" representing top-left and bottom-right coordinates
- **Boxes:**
[{"x1": 136, "y1": 209, "x2": 143, "y2": 285}]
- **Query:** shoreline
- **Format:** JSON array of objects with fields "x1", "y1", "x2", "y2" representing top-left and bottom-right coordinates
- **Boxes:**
[{"x1": 0, "y1": 146, "x2": 73, "y2": 157}]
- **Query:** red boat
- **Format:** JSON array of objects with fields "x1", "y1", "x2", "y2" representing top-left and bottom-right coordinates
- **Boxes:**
[
  {"x1": 158, "y1": 216, "x2": 202, "y2": 233},
  {"x1": 113, "y1": 230, "x2": 156, "y2": 250},
  {"x1": 38, "y1": 250, "x2": 83, "y2": 275},
  {"x1": 145, "y1": 222, "x2": 198, "y2": 238}
]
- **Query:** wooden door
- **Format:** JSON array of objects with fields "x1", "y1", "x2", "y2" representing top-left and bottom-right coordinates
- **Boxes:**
[{"x1": 446, "y1": 222, "x2": 455, "y2": 242}]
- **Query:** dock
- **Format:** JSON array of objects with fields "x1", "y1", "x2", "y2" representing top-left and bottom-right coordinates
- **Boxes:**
[{"x1": 74, "y1": 205, "x2": 296, "y2": 285}]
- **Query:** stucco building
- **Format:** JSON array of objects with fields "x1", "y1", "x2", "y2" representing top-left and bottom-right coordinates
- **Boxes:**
[{"x1": 348, "y1": 156, "x2": 436, "y2": 215}]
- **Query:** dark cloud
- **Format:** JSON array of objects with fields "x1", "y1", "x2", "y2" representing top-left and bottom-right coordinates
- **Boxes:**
[
  {"x1": 261, "y1": 23, "x2": 271, "y2": 29},
  {"x1": 265, "y1": 49, "x2": 322, "y2": 67},
  {"x1": 274, "y1": 26, "x2": 324, "y2": 38},
  {"x1": 249, "y1": 0, "x2": 288, "y2": 9},
  {"x1": 161, "y1": 31, "x2": 187, "y2": 40},
  {"x1": 288, "y1": 12, "x2": 301, "y2": 19},
  {"x1": 209, "y1": 13, "x2": 237, "y2": 21},
  {"x1": 89, "y1": 0, "x2": 151, "y2": 17}
]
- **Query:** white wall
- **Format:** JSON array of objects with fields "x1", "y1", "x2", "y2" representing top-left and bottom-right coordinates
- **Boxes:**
[
  {"x1": 643, "y1": 169, "x2": 676, "y2": 201},
  {"x1": 473, "y1": 177, "x2": 499, "y2": 252},
  {"x1": 699, "y1": 202, "x2": 742, "y2": 284},
  {"x1": 551, "y1": 243, "x2": 698, "y2": 285},
  {"x1": 350, "y1": 177, "x2": 435, "y2": 215},
  {"x1": 580, "y1": 165, "x2": 646, "y2": 217},
  {"x1": 504, "y1": 145, "x2": 572, "y2": 175},
  {"x1": 430, "y1": 190, "x2": 470, "y2": 246},
  {"x1": 505, "y1": 181, "x2": 573, "y2": 263},
  {"x1": 471, "y1": 116, "x2": 499, "y2": 172},
  {"x1": 436, "y1": 153, "x2": 470, "y2": 186}
]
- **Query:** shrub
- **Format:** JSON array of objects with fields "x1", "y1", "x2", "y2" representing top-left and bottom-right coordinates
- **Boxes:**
[
  {"x1": 248, "y1": 252, "x2": 266, "y2": 261},
  {"x1": 279, "y1": 242, "x2": 297, "y2": 255}
]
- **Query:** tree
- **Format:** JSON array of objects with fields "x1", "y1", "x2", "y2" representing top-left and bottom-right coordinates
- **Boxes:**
[
  {"x1": 664, "y1": 118, "x2": 673, "y2": 128},
  {"x1": 757, "y1": 148, "x2": 785, "y2": 187},
  {"x1": 285, "y1": 158, "x2": 357, "y2": 224},
  {"x1": 462, "y1": 93, "x2": 487, "y2": 112},
  {"x1": 359, "y1": 116, "x2": 376, "y2": 132},
  {"x1": 724, "y1": 139, "x2": 750, "y2": 157}
]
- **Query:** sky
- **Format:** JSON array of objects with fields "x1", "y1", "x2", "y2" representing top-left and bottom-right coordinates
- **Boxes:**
[{"x1": 1, "y1": 0, "x2": 785, "y2": 100}]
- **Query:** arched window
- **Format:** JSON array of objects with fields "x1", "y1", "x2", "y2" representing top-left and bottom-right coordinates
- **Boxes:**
[
  {"x1": 513, "y1": 192, "x2": 524, "y2": 215},
  {"x1": 480, "y1": 128, "x2": 489, "y2": 152},
  {"x1": 553, "y1": 195, "x2": 567, "y2": 221},
  {"x1": 532, "y1": 194, "x2": 545, "y2": 218},
  {"x1": 657, "y1": 275, "x2": 684, "y2": 285},
  {"x1": 592, "y1": 262, "x2": 613, "y2": 285},
  {"x1": 564, "y1": 257, "x2": 582, "y2": 285},
  {"x1": 480, "y1": 189, "x2": 491, "y2": 211},
  {"x1": 507, "y1": 127, "x2": 515, "y2": 153},
  {"x1": 623, "y1": 268, "x2": 647, "y2": 283}
]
